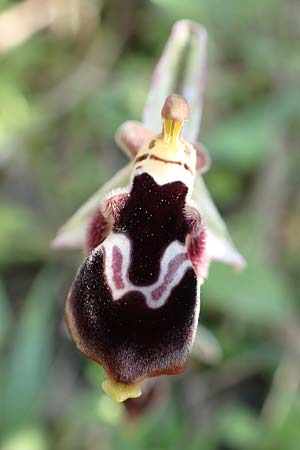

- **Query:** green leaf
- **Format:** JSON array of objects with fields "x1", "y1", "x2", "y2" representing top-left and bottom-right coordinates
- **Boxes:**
[
  {"x1": 204, "y1": 218, "x2": 295, "y2": 324},
  {"x1": 205, "y1": 89, "x2": 299, "y2": 170},
  {"x1": 1, "y1": 268, "x2": 64, "y2": 432},
  {"x1": 0, "y1": 205, "x2": 49, "y2": 266},
  {"x1": 0, "y1": 276, "x2": 12, "y2": 347},
  {"x1": 216, "y1": 405, "x2": 264, "y2": 450},
  {"x1": 1, "y1": 426, "x2": 49, "y2": 450}
]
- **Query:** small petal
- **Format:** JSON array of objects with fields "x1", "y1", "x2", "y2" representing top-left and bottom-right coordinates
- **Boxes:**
[
  {"x1": 193, "y1": 142, "x2": 211, "y2": 173},
  {"x1": 115, "y1": 121, "x2": 153, "y2": 158}
]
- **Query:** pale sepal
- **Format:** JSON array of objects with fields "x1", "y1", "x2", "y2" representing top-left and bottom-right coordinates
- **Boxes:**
[
  {"x1": 51, "y1": 162, "x2": 133, "y2": 249},
  {"x1": 192, "y1": 174, "x2": 246, "y2": 269},
  {"x1": 143, "y1": 20, "x2": 207, "y2": 142}
]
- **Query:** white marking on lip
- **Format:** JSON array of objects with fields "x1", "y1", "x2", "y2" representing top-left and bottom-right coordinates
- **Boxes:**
[{"x1": 100, "y1": 232, "x2": 193, "y2": 309}]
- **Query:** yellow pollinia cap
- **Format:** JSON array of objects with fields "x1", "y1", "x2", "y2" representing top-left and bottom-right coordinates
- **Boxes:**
[{"x1": 161, "y1": 94, "x2": 189, "y2": 145}]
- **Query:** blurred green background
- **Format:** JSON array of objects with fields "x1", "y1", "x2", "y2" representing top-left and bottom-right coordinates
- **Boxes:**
[{"x1": 0, "y1": 0, "x2": 299, "y2": 449}]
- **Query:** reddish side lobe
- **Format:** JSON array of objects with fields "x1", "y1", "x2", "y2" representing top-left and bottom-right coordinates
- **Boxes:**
[
  {"x1": 86, "y1": 193, "x2": 129, "y2": 254},
  {"x1": 187, "y1": 228, "x2": 207, "y2": 279},
  {"x1": 86, "y1": 208, "x2": 110, "y2": 254}
]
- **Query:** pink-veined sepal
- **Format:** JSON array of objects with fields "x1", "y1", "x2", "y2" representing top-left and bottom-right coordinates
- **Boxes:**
[
  {"x1": 192, "y1": 174, "x2": 246, "y2": 269},
  {"x1": 143, "y1": 20, "x2": 207, "y2": 142},
  {"x1": 51, "y1": 162, "x2": 133, "y2": 249}
]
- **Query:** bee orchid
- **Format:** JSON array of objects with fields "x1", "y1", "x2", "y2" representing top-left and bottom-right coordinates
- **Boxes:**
[{"x1": 53, "y1": 20, "x2": 245, "y2": 402}]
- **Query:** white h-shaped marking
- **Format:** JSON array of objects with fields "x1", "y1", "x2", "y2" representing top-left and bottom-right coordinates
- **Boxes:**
[{"x1": 92, "y1": 232, "x2": 192, "y2": 309}]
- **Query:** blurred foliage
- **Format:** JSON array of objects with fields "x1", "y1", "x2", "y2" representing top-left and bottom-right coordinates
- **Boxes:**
[{"x1": 0, "y1": 0, "x2": 299, "y2": 450}]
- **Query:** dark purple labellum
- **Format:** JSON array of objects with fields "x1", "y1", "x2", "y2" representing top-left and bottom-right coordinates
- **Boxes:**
[{"x1": 66, "y1": 173, "x2": 204, "y2": 388}]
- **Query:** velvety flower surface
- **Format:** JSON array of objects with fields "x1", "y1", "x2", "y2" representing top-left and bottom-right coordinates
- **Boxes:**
[{"x1": 53, "y1": 21, "x2": 245, "y2": 402}]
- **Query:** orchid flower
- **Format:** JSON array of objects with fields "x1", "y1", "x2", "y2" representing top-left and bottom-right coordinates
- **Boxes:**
[{"x1": 53, "y1": 20, "x2": 245, "y2": 402}]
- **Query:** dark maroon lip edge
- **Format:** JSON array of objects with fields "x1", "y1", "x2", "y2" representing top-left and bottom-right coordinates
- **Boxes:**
[{"x1": 135, "y1": 153, "x2": 194, "y2": 175}]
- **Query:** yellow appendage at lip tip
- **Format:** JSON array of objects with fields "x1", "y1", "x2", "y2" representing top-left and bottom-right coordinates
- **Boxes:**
[{"x1": 102, "y1": 378, "x2": 142, "y2": 403}]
